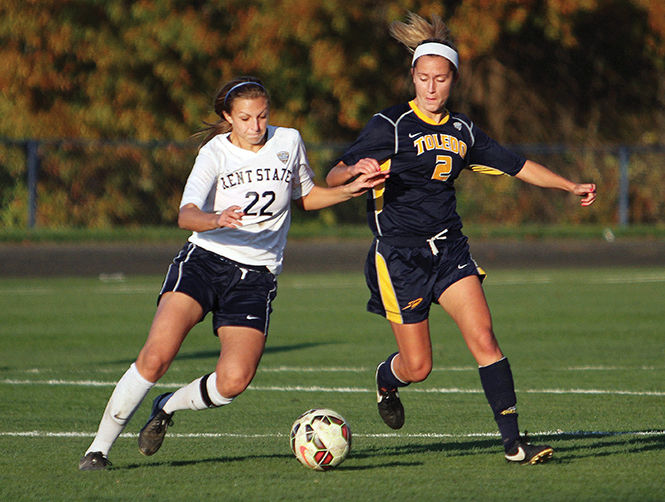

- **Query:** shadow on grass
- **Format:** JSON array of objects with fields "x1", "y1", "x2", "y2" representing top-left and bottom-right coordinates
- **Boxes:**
[
  {"x1": 118, "y1": 452, "x2": 293, "y2": 471},
  {"x1": 353, "y1": 437, "x2": 498, "y2": 460},
  {"x1": 171, "y1": 342, "x2": 336, "y2": 360},
  {"x1": 351, "y1": 429, "x2": 665, "y2": 465},
  {"x1": 118, "y1": 454, "x2": 421, "y2": 472},
  {"x1": 100, "y1": 342, "x2": 335, "y2": 366},
  {"x1": 264, "y1": 342, "x2": 337, "y2": 355},
  {"x1": 535, "y1": 430, "x2": 665, "y2": 463},
  {"x1": 111, "y1": 430, "x2": 665, "y2": 471}
]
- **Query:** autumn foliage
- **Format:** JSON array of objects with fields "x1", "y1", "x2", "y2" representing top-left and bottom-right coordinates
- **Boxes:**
[{"x1": 1, "y1": 1, "x2": 664, "y2": 228}]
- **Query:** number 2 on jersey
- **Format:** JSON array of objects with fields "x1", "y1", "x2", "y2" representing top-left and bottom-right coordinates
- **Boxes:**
[{"x1": 431, "y1": 155, "x2": 452, "y2": 182}]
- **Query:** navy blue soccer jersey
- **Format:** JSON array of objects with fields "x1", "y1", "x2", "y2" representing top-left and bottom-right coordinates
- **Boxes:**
[{"x1": 337, "y1": 101, "x2": 526, "y2": 240}]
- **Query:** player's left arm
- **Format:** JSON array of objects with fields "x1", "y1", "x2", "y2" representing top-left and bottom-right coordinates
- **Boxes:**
[{"x1": 515, "y1": 160, "x2": 597, "y2": 206}]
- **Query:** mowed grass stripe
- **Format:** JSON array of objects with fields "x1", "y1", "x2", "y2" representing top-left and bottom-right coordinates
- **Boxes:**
[{"x1": 1, "y1": 270, "x2": 664, "y2": 296}]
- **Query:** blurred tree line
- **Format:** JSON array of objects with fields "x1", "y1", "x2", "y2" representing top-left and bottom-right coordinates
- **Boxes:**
[{"x1": 1, "y1": 0, "x2": 664, "y2": 228}]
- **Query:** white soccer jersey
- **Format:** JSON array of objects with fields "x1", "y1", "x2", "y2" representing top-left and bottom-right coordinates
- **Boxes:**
[{"x1": 180, "y1": 126, "x2": 315, "y2": 274}]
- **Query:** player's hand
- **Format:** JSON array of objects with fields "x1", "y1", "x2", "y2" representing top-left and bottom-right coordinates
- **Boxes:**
[
  {"x1": 345, "y1": 170, "x2": 390, "y2": 197},
  {"x1": 350, "y1": 158, "x2": 382, "y2": 177},
  {"x1": 573, "y1": 183, "x2": 597, "y2": 206},
  {"x1": 216, "y1": 206, "x2": 244, "y2": 228}
]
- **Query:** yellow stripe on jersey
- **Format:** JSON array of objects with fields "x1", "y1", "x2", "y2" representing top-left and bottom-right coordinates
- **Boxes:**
[
  {"x1": 375, "y1": 247, "x2": 403, "y2": 324},
  {"x1": 372, "y1": 159, "x2": 391, "y2": 213},
  {"x1": 469, "y1": 165, "x2": 507, "y2": 176}
]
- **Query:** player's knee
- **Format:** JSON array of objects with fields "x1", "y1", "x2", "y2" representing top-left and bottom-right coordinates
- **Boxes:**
[
  {"x1": 402, "y1": 357, "x2": 432, "y2": 383},
  {"x1": 217, "y1": 369, "x2": 253, "y2": 398},
  {"x1": 135, "y1": 351, "x2": 170, "y2": 382},
  {"x1": 468, "y1": 329, "x2": 503, "y2": 364}
]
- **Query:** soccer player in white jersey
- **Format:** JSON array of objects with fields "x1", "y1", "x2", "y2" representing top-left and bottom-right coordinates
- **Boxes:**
[{"x1": 78, "y1": 77, "x2": 388, "y2": 470}]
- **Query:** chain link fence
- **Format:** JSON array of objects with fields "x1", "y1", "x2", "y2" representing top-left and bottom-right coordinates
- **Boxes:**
[{"x1": 1, "y1": 138, "x2": 663, "y2": 229}]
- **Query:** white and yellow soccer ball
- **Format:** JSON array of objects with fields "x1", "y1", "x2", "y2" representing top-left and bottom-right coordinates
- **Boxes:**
[{"x1": 289, "y1": 408, "x2": 351, "y2": 471}]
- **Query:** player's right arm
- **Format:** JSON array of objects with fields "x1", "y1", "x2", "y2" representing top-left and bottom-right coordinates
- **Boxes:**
[
  {"x1": 178, "y1": 203, "x2": 244, "y2": 231},
  {"x1": 326, "y1": 158, "x2": 383, "y2": 187},
  {"x1": 178, "y1": 147, "x2": 245, "y2": 231}
]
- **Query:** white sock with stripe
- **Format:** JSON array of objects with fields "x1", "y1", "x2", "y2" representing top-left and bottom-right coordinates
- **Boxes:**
[{"x1": 162, "y1": 372, "x2": 233, "y2": 413}]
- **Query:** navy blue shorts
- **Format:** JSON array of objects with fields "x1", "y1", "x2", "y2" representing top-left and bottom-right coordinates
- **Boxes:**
[
  {"x1": 159, "y1": 243, "x2": 277, "y2": 335},
  {"x1": 365, "y1": 236, "x2": 485, "y2": 324}
]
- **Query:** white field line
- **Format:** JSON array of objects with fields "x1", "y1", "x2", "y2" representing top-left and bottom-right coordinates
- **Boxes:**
[
  {"x1": 2, "y1": 378, "x2": 664, "y2": 396},
  {"x1": 1, "y1": 429, "x2": 664, "y2": 440}
]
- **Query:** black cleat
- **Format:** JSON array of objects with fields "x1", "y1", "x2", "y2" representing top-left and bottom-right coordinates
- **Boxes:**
[
  {"x1": 138, "y1": 392, "x2": 174, "y2": 456},
  {"x1": 505, "y1": 434, "x2": 554, "y2": 465},
  {"x1": 376, "y1": 363, "x2": 405, "y2": 429},
  {"x1": 78, "y1": 451, "x2": 111, "y2": 471}
]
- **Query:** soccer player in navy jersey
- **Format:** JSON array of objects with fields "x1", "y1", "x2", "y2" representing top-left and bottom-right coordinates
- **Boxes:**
[{"x1": 327, "y1": 13, "x2": 596, "y2": 464}]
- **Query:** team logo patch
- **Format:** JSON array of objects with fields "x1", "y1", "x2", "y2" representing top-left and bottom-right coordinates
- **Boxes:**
[
  {"x1": 454, "y1": 122, "x2": 462, "y2": 130},
  {"x1": 277, "y1": 151, "x2": 290, "y2": 164},
  {"x1": 402, "y1": 298, "x2": 423, "y2": 310}
]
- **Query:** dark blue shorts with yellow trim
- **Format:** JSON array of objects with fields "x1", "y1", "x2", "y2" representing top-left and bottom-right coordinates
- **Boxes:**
[
  {"x1": 159, "y1": 243, "x2": 278, "y2": 335},
  {"x1": 364, "y1": 237, "x2": 485, "y2": 324}
]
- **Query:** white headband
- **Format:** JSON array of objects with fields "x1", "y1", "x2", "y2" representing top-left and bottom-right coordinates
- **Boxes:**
[{"x1": 412, "y1": 42, "x2": 459, "y2": 71}]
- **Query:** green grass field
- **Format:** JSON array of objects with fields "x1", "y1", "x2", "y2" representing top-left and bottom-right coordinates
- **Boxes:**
[{"x1": 1, "y1": 268, "x2": 664, "y2": 501}]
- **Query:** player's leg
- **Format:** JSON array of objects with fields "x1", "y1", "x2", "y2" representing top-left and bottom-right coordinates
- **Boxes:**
[
  {"x1": 79, "y1": 292, "x2": 202, "y2": 470},
  {"x1": 138, "y1": 326, "x2": 265, "y2": 456},
  {"x1": 388, "y1": 320, "x2": 433, "y2": 383},
  {"x1": 376, "y1": 320, "x2": 432, "y2": 429},
  {"x1": 135, "y1": 291, "x2": 205, "y2": 380},
  {"x1": 368, "y1": 240, "x2": 435, "y2": 430},
  {"x1": 438, "y1": 275, "x2": 552, "y2": 464},
  {"x1": 162, "y1": 325, "x2": 265, "y2": 412},
  {"x1": 437, "y1": 275, "x2": 502, "y2": 365},
  {"x1": 138, "y1": 261, "x2": 275, "y2": 456}
]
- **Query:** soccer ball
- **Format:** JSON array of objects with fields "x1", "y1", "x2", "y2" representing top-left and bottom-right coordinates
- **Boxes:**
[{"x1": 290, "y1": 408, "x2": 351, "y2": 470}]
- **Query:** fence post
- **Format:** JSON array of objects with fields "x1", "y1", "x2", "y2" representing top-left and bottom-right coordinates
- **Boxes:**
[
  {"x1": 26, "y1": 140, "x2": 40, "y2": 228},
  {"x1": 617, "y1": 146, "x2": 629, "y2": 227}
]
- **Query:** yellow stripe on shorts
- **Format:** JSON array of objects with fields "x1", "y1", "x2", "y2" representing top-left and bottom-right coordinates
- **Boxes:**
[{"x1": 375, "y1": 246, "x2": 403, "y2": 324}]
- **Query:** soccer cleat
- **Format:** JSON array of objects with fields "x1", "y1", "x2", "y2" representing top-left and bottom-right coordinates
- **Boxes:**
[
  {"x1": 78, "y1": 451, "x2": 111, "y2": 471},
  {"x1": 505, "y1": 434, "x2": 554, "y2": 465},
  {"x1": 138, "y1": 392, "x2": 174, "y2": 456},
  {"x1": 375, "y1": 363, "x2": 405, "y2": 429}
]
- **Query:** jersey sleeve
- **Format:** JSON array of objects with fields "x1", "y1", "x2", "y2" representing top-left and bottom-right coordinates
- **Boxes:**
[
  {"x1": 291, "y1": 132, "x2": 315, "y2": 200},
  {"x1": 467, "y1": 126, "x2": 526, "y2": 176},
  {"x1": 179, "y1": 148, "x2": 218, "y2": 209},
  {"x1": 336, "y1": 114, "x2": 397, "y2": 166}
]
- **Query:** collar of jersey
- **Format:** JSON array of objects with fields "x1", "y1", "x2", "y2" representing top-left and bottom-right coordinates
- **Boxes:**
[{"x1": 409, "y1": 100, "x2": 450, "y2": 125}]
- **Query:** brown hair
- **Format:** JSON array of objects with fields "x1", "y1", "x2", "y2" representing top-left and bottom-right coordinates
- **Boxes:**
[
  {"x1": 389, "y1": 12, "x2": 458, "y2": 75},
  {"x1": 389, "y1": 12, "x2": 453, "y2": 49},
  {"x1": 198, "y1": 76, "x2": 270, "y2": 148}
]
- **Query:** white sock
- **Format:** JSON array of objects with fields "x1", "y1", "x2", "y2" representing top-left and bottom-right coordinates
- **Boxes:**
[
  {"x1": 86, "y1": 363, "x2": 154, "y2": 457},
  {"x1": 162, "y1": 372, "x2": 233, "y2": 413}
]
